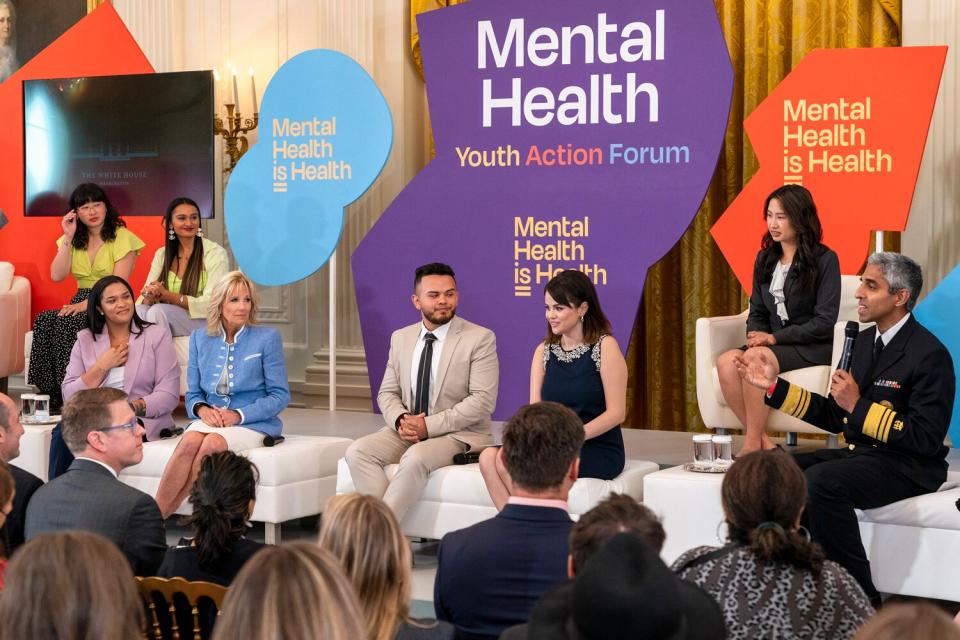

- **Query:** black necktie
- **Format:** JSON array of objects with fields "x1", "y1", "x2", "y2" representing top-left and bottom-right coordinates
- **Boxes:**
[
  {"x1": 866, "y1": 337, "x2": 884, "y2": 381},
  {"x1": 413, "y1": 333, "x2": 437, "y2": 415}
]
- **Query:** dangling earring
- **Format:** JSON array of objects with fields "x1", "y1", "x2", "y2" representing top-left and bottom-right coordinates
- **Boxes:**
[
  {"x1": 197, "y1": 227, "x2": 203, "y2": 238},
  {"x1": 167, "y1": 227, "x2": 175, "y2": 241},
  {"x1": 579, "y1": 315, "x2": 584, "y2": 322}
]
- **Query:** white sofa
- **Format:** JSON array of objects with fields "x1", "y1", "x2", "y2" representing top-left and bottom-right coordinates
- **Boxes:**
[
  {"x1": 336, "y1": 458, "x2": 661, "y2": 540},
  {"x1": 120, "y1": 434, "x2": 352, "y2": 543},
  {"x1": 695, "y1": 274, "x2": 862, "y2": 443}
]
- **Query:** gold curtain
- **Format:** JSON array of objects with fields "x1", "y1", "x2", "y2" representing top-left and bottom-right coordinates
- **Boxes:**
[
  {"x1": 629, "y1": 0, "x2": 901, "y2": 431},
  {"x1": 87, "y1": 0, "x2": 108, "y2": 12},
  {"x1": 408, "y1": 1, "x2": 901, "y2": 431}
]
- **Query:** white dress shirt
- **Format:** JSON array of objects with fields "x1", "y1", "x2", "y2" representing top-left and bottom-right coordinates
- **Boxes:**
[
  {"x1": 409, "y1": 321, "x2": 451, "y2": 414},
  {"x1": 877, "y1": 312, "x2": 911, "y2": 347}
]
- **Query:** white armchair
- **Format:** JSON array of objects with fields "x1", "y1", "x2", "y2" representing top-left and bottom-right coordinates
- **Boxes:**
[
  {"x1": 0, "y1": 264, "x2": 30, "y2": 394},
  {"x1": 695, "y1": 275, "x2": 863, "y2": 445}
]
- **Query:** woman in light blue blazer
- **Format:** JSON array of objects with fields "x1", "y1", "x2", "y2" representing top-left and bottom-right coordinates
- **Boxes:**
[{"x1": 155, "y1": 271, "x2": 290, "y2": 518}]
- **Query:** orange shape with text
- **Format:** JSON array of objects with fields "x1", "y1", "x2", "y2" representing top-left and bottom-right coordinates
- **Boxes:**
[
  {"x1": 0, "y1": 4, "x2": 155, "y2": 319},
  {"x1": 712, "y1": 47, "x2": 947, "y2": 289}
]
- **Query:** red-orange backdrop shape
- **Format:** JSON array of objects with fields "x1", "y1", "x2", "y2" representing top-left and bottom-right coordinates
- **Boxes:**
[{"x1": 0, "y1": 3, "x2": 157, "y2": 321}]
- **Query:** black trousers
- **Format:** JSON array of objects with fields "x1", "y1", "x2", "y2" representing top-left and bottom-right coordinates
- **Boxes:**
[{"x1": 793, "y1": 448, "x2": 929, "y2": 599}]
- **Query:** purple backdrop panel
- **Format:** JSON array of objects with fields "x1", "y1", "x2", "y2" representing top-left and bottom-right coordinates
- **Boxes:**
[{"x1": 353, "y1": 0, "x2": 732, "y2": 419}]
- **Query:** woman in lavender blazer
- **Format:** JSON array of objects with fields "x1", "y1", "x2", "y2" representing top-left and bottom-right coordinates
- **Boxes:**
[{"x1": 55, "y1": 276, "x2": 180, "y2": 477}]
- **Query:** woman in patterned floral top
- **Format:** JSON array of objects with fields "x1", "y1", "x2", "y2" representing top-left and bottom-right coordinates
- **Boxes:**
[
  {"x1": 480, "y1": 270, "x2": 627, "y2": 511},
  {"x1": 673, "y1": 450, "x2": 873, "y2": 640}
]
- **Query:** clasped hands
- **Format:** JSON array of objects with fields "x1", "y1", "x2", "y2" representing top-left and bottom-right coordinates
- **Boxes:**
[
  {"x1": 197, "y1": 405, "x2": 242, "y2": 428},
  {"x1": 734, "y1": 350, "x2": 860, "y2": 413},
  {"x1": 140, "y1": 281, "x2": 169, "y2": 305},
  {"x1": 745, "y1": 331, "x2": 776, "y2": 348},
  {"x1": 398, "y1": 413, "x2": 428, "y2": 443}
]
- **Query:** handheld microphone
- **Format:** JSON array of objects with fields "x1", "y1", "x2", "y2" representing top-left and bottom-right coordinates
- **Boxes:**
[
  {"x1": 452, "y1": 451, "x2": 482, "y2": 465},
  {"x1": 263, "y1": 435, "x2": 285, "y2": 447},
  {"x1": 837, "y1": 321, "x2": 859, "y2": 372}
]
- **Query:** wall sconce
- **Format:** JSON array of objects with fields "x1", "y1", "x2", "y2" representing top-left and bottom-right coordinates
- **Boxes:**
[{"x1": 213, "y1": 65, "x2": 259, "y2": 173}]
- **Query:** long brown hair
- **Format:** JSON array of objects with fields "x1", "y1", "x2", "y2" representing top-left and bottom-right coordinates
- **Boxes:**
[
  {"x1": 318, "y1": 494, "x2": 414, "y2": 640},
  {"x1": 212, "y1": 542, "x2": 365, "y2": 640},
  {"x1": 543, "y1": 269, "x2": 612, "y2": 344},
  {"x1": 159, "y1": 197, "x2": 205, "y2": 297},
  {"x1": 722, "y1": 451, "x2": 824, "y2": 575},
  {"x1": 0, "y1": 530, "x2": 144, "y2": 640}
]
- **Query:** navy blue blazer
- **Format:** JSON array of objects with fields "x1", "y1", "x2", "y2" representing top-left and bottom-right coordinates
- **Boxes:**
[
  {"x1": 434, "y1": 504, "x2": 572, "y2": 640},
  {"x1": 186, "y1": 325, "x2": 290, "y2": 438}
]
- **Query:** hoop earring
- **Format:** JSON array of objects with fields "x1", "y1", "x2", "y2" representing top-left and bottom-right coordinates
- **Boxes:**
[
  {"x1": 715, "y1": 520, "x2": 728, "y2": 544},
  {"x1": 797, "y1": 525, "x2": 811, "y2": 542},
  {"x1": 167, "y1": 228, "x2": 175, "y2": 241}
]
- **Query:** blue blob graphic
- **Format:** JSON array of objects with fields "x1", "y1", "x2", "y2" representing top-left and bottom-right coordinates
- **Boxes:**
[
  {"x1": 914, "y1": 264, "x2": 960, "y2": 447},
  {"x1": 225, "y1": 49, "x2": 392, "y2": 286}
]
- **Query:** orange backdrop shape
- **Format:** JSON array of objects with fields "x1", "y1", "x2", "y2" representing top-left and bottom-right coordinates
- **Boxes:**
[
  {"x1": 712, "y1": 47, "x2": 947, "y2": 290},
  {"x1": 0, "y1": 3, "x2": 157, "y2": 320}
]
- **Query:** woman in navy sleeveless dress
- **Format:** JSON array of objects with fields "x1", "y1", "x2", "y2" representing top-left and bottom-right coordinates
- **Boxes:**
[{"x1": 480, "y1": 270, "x2": 627, "y2": 510}]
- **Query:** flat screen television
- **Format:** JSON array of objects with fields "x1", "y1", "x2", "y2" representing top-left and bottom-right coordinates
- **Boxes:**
[{"x1": 23, "y1": 70, "x2": 214, "y2": 218}]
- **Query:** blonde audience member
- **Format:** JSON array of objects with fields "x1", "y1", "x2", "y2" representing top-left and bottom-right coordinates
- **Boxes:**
[
  {"x1": 319, "y1": 494, "x2": 454, "y2": 640},
  {"x1": 854, "y1": 602, "x2": 960, "y2": 640},
  {"x1": 0, "y1": 530, "x2": 144, "y2": 640},
  {"x1": 211, "y1": 542, "x2": 365, "y2": 640}
]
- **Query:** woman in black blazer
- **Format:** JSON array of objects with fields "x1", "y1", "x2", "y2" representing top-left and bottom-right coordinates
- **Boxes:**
[{"x1": 717, "y1": 184, "x2": 840, "y2": 455}]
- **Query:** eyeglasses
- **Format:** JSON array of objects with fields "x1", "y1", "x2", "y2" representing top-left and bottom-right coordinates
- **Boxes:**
[{"x1": 98, "y1": 417, "x2": 139, "y2": 433}]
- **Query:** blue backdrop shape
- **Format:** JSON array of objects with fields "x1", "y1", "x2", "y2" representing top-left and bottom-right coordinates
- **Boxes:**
[
  {"x1": 225, "y1": 49, "x2": 392, "y2": 286},
  {"x1": 914, "y1": 263, "x2": 960, "y2": 446}
]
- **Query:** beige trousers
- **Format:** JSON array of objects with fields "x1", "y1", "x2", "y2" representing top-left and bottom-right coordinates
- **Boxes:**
[{"x1": 344, "y1": 426, "x2": 467, "y2": 520}]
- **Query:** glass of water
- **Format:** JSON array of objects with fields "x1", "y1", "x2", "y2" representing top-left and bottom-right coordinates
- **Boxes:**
[
  {"x1": 20, "y1": 394, "x2": 36, "y2": 424},
  {"x1": 713, "y1": 434, "x2": 733, "y2": 465},
  {"x1": 33, "y1": 395, "x2": 50, "y2": 422},
  {"x1": 693, "y1": 434, "x2": 715, "y2": 467}
]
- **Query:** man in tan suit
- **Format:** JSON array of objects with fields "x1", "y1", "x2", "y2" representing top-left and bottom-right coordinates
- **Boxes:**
[{"x1": 345, "y1": 263, "x2": 499, "y2": 519}]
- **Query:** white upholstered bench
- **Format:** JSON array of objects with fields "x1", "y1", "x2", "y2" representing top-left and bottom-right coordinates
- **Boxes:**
[
  {"x1": 644, "y1": 465, "x2": 960, "y2": 601},
  {"x1": 120, "y1": 434, "x2": 352, "y2": 543},
  {"x1": 336, "y1": 458, "x2": 661, "y2": 540}
]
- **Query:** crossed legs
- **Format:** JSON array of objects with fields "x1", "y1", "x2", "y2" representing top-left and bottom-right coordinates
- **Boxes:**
[
  {"x1": 717, "y1": 346, "x2": 780, "y2": 455},
  {"x1": 155, "y1": 431, "x2": 228, "y2": 518}
]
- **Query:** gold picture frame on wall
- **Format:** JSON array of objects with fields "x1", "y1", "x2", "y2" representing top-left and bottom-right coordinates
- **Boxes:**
[{"x1": 0, "y1": 0, "x2": 90, "y2": 83}]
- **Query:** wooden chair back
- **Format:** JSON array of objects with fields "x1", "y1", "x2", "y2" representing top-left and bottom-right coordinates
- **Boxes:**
[{"x1": 137, "y1": 576, "x2": 227, "y2": 640}]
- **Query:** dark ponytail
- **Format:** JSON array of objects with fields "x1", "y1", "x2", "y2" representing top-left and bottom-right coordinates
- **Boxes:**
[
  {"x1": 183, "y1": 451, "x2": 258, "y2": 569},
  {"x1": 722, "y1": 451, "x2": 824, "y2": 576}
]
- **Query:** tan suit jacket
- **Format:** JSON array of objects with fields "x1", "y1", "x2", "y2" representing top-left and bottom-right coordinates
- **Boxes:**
[{"x1": 377, "y1": 315, "x2": 498, "y2": 450}]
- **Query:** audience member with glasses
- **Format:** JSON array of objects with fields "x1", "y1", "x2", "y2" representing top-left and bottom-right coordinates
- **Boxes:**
[{"x1": 23, "y1": 387, "x2": 166, "y2": 576}]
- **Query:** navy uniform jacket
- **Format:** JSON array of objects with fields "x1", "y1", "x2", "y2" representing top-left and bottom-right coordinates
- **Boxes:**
[{"x1": 766, "y1": 315, "x2": 954, "y2": 492}]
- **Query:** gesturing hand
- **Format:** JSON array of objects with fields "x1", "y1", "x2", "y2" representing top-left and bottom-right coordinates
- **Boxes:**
[
  {"x1": 830, "y1": 369, "x2": 861, "y2": 413},
  {"x1": 734, "y1": 351, "x2": 777, "y2": 389},
  {"x1": 61, "y1": 211, "x2": 77, "y2": 240},
  {"x1": 96, "y1": 343, "x2": 129, "y2": 370}
]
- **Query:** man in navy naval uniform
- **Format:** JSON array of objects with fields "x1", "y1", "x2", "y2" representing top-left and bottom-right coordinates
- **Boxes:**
[{"x1": 737, "y1": 252, "x2": 954, "y2": 606}]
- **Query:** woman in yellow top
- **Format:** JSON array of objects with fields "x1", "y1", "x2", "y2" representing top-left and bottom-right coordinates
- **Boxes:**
[
  {"x1": 28, "y1": 183, "x2": 144, "y2": 411},
  {"x1": 137, "y1": 197, "x2": 229, "y2": 337}
]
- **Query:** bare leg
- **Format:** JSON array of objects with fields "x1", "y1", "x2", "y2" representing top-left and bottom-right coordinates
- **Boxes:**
[
  {"x1": 156, "y1": 432, "x2": 205, "y2": 517},
  {"x1": 717, "y1": 349, "x2": 749, "y2": 428},
  {"x1": 168, "y1": 433, "x2": 229, "y2": 516},
  {"x1": 739, "y1": 347, "x2": 780, "y2": 455},
  {"x1": 479, "y1": 447, "x2": 513, "y2": 511}
]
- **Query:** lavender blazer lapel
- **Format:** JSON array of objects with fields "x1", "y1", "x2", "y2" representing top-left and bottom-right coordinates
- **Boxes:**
[{"x1": 123, "y1": 329, "x2": 147, "y2": 395}]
